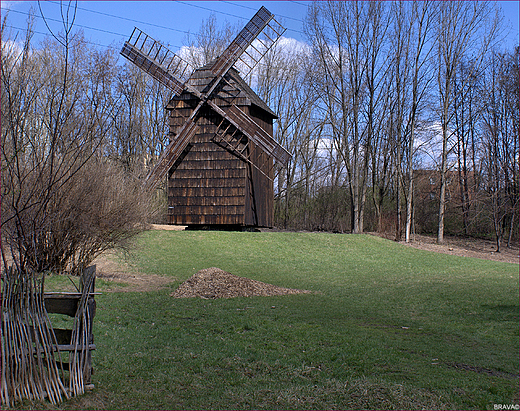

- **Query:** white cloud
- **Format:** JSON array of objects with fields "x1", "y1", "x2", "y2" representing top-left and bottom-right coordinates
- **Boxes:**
[
  {"x1": 1, "y1": 1, "x2": 20, "y2": 11},
  {"x1": 177, "y1": 45, "x2": 200, "y2": 73},
  {"x1": 315, "y1": 137, "x2": 337, "y2": 159},
  {"x1": 414, "y1": 121, "x2": 457, "y2": 169},
  {"x1": 1, "y1": 39, "x2": 24, "y2": 60},
  {"x1": 273, "y1": 36, "x2": 311, "y2": 57}
]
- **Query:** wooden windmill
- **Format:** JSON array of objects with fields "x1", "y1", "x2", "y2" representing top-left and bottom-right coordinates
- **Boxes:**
[{"x1": 121, "y1": 6, "x2": 291, "y2": 229}]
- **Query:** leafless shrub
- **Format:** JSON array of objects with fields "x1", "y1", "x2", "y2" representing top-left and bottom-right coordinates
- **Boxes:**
[
  {"x1": 2, "y1": 157, "x2": 156, "y2": 276},
  {"x1": 1, "y1": 8, "x2": 159, "y2": 276}
]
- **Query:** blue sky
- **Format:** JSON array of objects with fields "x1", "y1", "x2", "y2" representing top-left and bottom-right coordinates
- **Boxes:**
[
  {"x1": 2, "y1": 1, "x2": 518, "y2": 54},
  {"x1": 1, "y1": 1, "x2": 311, "y2": 51}
]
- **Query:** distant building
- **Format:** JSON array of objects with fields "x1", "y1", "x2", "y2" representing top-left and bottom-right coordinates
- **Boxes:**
[
  {"x1": 413, "y1": 169, "x2": 478, "y2": 233},
  {"x1": 414, "y1": 169, "x2": 477, "y2": 202}
]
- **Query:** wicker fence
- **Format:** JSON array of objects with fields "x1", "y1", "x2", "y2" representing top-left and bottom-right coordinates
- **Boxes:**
[{"x1": 1, "y1": 266, "x2": 96, "y2": 406}]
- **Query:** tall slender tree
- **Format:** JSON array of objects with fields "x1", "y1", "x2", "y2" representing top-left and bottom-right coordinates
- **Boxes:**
[
  {"x1": 434, "y1": 0, "x2": 500, "y2": 243},
  {"x1": 404, "y1": 1, "x2": 437, "y2": 243}
]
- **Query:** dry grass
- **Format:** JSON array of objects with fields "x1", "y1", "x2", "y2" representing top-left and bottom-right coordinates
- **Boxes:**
[
  {"x1": 93, "y1": 252, "x2": 176, "y2": 293},
  {"x1": 370, "y1": 232, "x2": 519, "y2": 264}
]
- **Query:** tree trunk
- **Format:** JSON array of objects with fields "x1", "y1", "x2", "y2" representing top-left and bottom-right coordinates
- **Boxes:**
[
  {"x1": 437, "y1": 122, "x2": 449, "y2": 244},
  {"x1": 405, "y1": 171, "x2": 413, "y2": 242},
  {"x1": 395, "y1": 143, "x2": 402, "y2": 241}
]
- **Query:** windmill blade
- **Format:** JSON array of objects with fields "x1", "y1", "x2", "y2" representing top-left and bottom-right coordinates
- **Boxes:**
[
  {"x1": 210, "y1": 6, "x2": 274, "y2": 80},
  {"x1": 121, "y1": 27, "x2": 192, "y2": 95},
  {"x1": 207, "y1": 101, "x2": 291, "y2": 167},
  {"x1": 211, "y1": 118, "x2": 274, "y2": 181},
  {"x1": 145, "y1": 101, "x2": 204, "y2": 190},
  {"x1": 234, "y1": 14, "x2": 286, "y2": 78}
]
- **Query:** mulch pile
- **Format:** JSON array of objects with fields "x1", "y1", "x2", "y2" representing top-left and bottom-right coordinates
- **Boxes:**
[{"x1": 171, "y1": 267, "x2": 311, "y2": 299}]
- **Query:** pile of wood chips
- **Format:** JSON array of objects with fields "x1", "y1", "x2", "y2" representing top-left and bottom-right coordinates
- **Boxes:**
[{"x1": 171, "y1": 267, "x2": 311, "y2": 299}]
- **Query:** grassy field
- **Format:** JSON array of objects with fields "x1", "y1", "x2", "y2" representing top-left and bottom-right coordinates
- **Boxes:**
[{"x1": 15, "y1": 230, "x2": 519, "y2": 410}]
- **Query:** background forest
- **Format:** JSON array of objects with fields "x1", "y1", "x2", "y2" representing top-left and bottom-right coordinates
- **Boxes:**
[{"x1": 2, "y1": 1, "x2": 518, "y2": 270}]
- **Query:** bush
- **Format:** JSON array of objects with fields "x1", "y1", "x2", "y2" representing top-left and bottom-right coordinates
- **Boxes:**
[{"x1": 1, "y1": 157, "x2": 158, "y2": 275}]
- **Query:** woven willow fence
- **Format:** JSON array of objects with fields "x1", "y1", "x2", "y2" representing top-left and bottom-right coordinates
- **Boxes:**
[{"x1": 1, "y1": 267, "x2": 95, "y2": 406}]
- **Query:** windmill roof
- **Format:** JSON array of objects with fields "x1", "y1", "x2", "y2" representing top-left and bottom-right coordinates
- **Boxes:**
[
  {"x1": 167, "y1": 62, "x2": 277, "y2": 119},
  {"x1": 227, "y1": 68, "x2": 277, "y2": 119}
]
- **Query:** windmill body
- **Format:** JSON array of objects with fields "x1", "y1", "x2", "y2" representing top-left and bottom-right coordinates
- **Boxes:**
[
  {"x1": 120, "y1": 7, "x2": 291, "y2": 229},
  {"x1": 166, "y1": 64, "x2": 276, "y2": 228}
]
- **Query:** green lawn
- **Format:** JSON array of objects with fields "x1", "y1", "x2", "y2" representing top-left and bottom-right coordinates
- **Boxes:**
[{"x1": 16, "y1": 231, "x2": 519, "y2": 410}]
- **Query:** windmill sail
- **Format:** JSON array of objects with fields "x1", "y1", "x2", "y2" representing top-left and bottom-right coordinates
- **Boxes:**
[
  {"x1": 121, "y1": 28, "x2": 192, "y2": 95},
  {"x1": 211, "y1": 118, "x2": 275, "y2": 181},
  {"x1": 210, "y1": 6, "x2": 273, "y2": 79},
  {"x1": 234, "y1": 14, "x2": 286, "y2": 77},
  {"x1": 207, "y1": 101, "x2": 291, "y2": 166}
]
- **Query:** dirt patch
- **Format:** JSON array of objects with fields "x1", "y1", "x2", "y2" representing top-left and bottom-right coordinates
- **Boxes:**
[
  {"x1": 371, "y1": 232, "x2": 519, "y2": 264},
  {"x1": 150, "y1": 224, "x2": 187, "y2": 231},
  {"x1": 171, "y1": 267, "x2": 312, "y2": 299},
  {"x1": 93, "y1": 253, "x2": 175, "y2": 293},
  {"x1": 89, "y1": 224, "x2": 184, "y2": 291}
]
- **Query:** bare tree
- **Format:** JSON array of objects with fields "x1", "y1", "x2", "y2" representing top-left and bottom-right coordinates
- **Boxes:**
[
  {"x1": 183, "y1": 13, "x2": 239, "y2": 67},
  {"x1": 360, "y1": 1, "x2": 389, "y2": 234},
  {"x1": 434, "y1": 1, "x2": 500, "y2": 243},
  {"x1": 502, "y1": 48, "x2": 519, "y2": 247},
  {"x1": 256, "y1": 42, "x2": 322, "y2": 229},
  {"x1": 305, "y1": 1, "x2": 372, "y2": 233},
  {"x1": 480, "y1": 48, "x2": 519, "y2": 251},
  {"x1": 451, "y1": 59, "x2": 483, "y2": 236},
  {"x1": 111, "y1": 62, "x2": 170, "y2": 179},
  {"x1": 403, "y1": 1, "x2": 437, "y2": 242},
  {"x1": 387, "y1": 1, "x2": 413, "y2": 241}
]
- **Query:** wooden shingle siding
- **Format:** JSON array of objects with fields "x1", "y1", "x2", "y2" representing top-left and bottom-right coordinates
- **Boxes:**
[
  {"x1": 169, "y1": 187, "x2": 245, "y2": 197},
  {"x1": 167, "y1": 133, "x2": 246, "y2": 226},
  {"x1": 245, "y1": 143, "x2": 273, "y2": 227},
  {"x1": 166, "y1": 65, "x2": 276, "y2": 228},
  {"x1": 169, "y1": 178, "x2": 245, "y2": 189}
]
